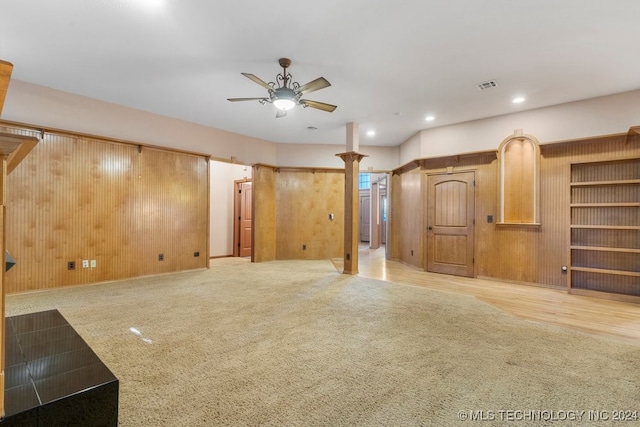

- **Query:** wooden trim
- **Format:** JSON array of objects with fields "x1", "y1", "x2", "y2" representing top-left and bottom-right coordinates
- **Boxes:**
[
  {"x1": 570, "y1": 179, "x2": 640, "y2": 186},
  {"x1": 0, "y1": 132, "x2": 38, "y2": 157},
  {"x1": 570, "y1": 266, "x2": 640, "y2": 277},
  {"x1": 626, "y1": 126, "x2": 640, "y2": 144},
  {"x1": 540, "y1": 131, "x2": 630, "y2": 150},
  {"x1": 275, "y1": 166, "x2": 344, "y2": 173},
  {"x1": 571, "y1": 246, "x2": 640, "y2": 254},
  {"x1": 570, "y1": 203, "x2": 640, "y2": 207},
  {"x1": 0, "y1": 60, "x2": 12, "y2": 119},
  {"x1": 570, "y1": 156, "x2": 640, "y2": 166},
  {"x1": 392, "y1": 150, "x2": 497, "y2": 176},
  {"x1": 570, "y1": 225, "x2": 640, "y2": 230},
  {"x1": 209, "y1": 155, "x2": 252, "y2": 166}
]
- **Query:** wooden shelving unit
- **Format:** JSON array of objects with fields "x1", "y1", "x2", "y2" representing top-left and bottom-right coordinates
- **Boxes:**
[{"x1": 569, "y1": 158, "x2": 640, "y2": 300}]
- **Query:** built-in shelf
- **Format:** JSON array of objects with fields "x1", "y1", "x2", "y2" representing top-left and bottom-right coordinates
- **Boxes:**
[
  {"x1": 570, "y1": 225, "x2": 640, "y2": 230},
  {"x1": 569, "y1": 158, "x2": 639, "y2": 300},
  {"x1": 570, "y1": 203, "x2": 640, "y2": 207},
  {"x1": 570, "y1": 266, "x2": 640, "y2": 278},
  {"x1": 571, "y1": 245, "x2": 640, "y2": 254},
  {"x1": 570, "y1": 179, "x2": 640, "y2": 187}
]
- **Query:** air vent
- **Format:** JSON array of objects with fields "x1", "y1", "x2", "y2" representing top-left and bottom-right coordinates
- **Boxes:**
[{"x1": 477, "y1": 80, "x2": 498, "y2": 90}]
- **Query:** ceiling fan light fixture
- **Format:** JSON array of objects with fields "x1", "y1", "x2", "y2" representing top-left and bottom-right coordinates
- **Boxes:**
[
  {"x1": 229, "y1": 58, "x2": 336, "y2": 116},
  {"x1": 273, "y1": 87, "x2": 297, "y2": 110},
  {"x1": 273, "y1": 98, "x2": 296, "y2": 111}
]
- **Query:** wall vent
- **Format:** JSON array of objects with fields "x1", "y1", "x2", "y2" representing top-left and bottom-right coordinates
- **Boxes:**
[{"x1": 477, "y1": 80, "x2": 498, "y2": 90}]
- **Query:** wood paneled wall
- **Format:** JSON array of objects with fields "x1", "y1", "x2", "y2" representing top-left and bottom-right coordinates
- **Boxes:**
[
  {"x1": 389, "y1": 167, "x2": 423, "y2": 269},
  {"x1": 3, "y1": 126, "x2": 209, "y2": 293},
  {"x1": 252, "y1": 164, "x2": 277, "y2": 262},
  {"x1": 276, "y1": 169, "x2": 344, "y2": 260},
  {"x1": 253, "y1": 165, "x2": 344, "y2": 261},
  {"x1": 390, "y1": 133, "x2": 639, "y2": 289}
]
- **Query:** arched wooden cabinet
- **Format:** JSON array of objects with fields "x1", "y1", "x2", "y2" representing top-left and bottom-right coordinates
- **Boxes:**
[{"x1": 497, "y1": 130, "x2": 541, "y2": 225}]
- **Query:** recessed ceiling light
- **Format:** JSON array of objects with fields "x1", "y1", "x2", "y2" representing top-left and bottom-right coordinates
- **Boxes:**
[
  {"x1": 425, "y1": 115, "x2": 435, "y2": 122},
  {"x1": 367, "y1": 130, "x2": 376, "y2": 137},
  {"x1": 512, "y1": 97, "x2": 526, "y2": 104}
]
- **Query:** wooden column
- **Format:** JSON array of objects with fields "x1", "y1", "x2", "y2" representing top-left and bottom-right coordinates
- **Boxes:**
[
  {"x1": 336, "y1": 151, "x2": 366, "y2": 274},
  {"x1": 337, "y1": 122, "x2": 367, "y2": 274}
]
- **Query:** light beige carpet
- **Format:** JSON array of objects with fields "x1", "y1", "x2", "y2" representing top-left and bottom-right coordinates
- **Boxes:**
[{"x1": 6, "y1": 259, "x2": 640, "y2": 426}]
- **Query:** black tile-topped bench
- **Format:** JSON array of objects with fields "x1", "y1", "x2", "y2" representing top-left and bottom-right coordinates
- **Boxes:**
[{"x1": 2, "y1": 309, "x2": 118, "y2": 426}]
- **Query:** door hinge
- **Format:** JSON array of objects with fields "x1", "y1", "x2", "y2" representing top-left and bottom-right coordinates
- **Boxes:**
[
  {"x1": 238, "y1": 243, "x2": 241, "y2": 247},
  {"x1": 473, "y1": 179, "x2": 476, "y2": 186},
  {"x1": 238, "y1": 216, "x2": 241, "y2": 220},
  {"x1": 238, "y1": 188, "x2": 242, "y2": 193}
]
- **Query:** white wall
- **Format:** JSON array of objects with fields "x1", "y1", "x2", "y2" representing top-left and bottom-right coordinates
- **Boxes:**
[
  {"x1": 275, "y1": 143, "x2": 399, "y2": 171},
  {"x1": 5, "y1": 80, "x2": 279, "y2": 166},
  {"x1": 404, "y1": 90, "x2": 640, "y2": 160},
  {"x1": 4, "y1": 80, "x2": 401, "y2": 170},
  {"x1": 6, "y1": 79, "x2": 639, "y2": 169},
  {"x1": 209, "y1": 160, "x2": 251, "y2": 257}
]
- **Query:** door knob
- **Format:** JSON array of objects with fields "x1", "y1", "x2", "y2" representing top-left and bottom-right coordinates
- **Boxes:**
[{"x1": 428, "y1": 226, "x2": 433, "y2": 231}]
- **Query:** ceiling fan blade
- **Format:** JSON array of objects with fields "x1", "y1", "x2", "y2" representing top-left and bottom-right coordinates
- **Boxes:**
[
  {"x1": 241, "y1": 73, "x2": 273, "y2": 91},
  {"x1": 276, "y1": 110, "x2": 287, "y2": 118},
  {"x1": 300, "y1": 99, "x2": 337, "y2": 112},
  {"x1": 227, "y1": 97, "x2": 267, "y2": 102},
  {"x1": 297, "y1": 77, "x2": 331, "y2": 95}
]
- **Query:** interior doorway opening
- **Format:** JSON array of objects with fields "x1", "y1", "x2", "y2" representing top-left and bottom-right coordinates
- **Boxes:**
[
  {"x1": 359, "y1": 172, "x2": 389, "y2": 254},
  {"x1": 233, "y1": 179, "x2": 253, "y2": 257}
]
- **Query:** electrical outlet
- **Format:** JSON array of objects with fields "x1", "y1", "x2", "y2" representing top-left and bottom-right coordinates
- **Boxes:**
[
  {"x1": 68, "y1": 261, "x2": 76, "y2": 270},
  {"x1": 82, "y1": 260, "x2": 89, "y2": 269},
  {"x1": 90, "y1": 260, "x2": 96, "y2": 268},
  {"x1": 194, "y1": 251, "x2": 200, "y2": 257},
  {"x1": 302, "y1": 244, "x2": 306, "y2": 250},
  {"x1": 158, "y1": 254, "x2": 164, "y2": 261}
]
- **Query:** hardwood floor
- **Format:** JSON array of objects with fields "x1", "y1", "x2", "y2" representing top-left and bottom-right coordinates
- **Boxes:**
[{"x1": 333, "y1": 245, "x2": 640, "y2": 344}]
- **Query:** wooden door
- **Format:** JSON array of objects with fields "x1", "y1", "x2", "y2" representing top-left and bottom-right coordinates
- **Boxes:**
[
  {"x1": 359, "y1": 193, "x2": 370, "y2": 242},
  {"x1": 426, "y1": 172, "x2": 475, "y2": 277},
  {"x1": 235, "y1": 181, "x2": 252, "y2": 257},
  {"x1": 380, "y1": 194, "x2": 387, "y2": 244}
]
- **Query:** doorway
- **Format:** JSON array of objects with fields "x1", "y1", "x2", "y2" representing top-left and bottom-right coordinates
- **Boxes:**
[
  {"x1": 233, "y1": 180, "x2": 252, "y2": 257},
  {"x1": 426, "y1": 171, "x2": 475, "y2": 277}
]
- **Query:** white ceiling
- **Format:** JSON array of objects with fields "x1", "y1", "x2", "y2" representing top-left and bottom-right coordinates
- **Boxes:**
[{"x1": 1, "y1": 0, "x2": 639, "y2": 147}]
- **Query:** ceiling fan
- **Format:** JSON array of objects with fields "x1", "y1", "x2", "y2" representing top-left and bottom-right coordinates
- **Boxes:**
[{"x1": 227, "y1": 58, "x2": 337, "y2": 118}]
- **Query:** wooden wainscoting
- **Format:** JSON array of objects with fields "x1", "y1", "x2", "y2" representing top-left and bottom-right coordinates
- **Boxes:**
[
  {"x1": 252, "y1": 164, "x2": 277, "y2": 262},
  {"x1": 3, "y1": 127, "x2": 209, "y2": 293},
  {"x1": 252, "y1": 165, "x2": 345, "y2": 262},
  {"x1": 275, "y1": 168, "x2": 344, "y2": 260}
]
